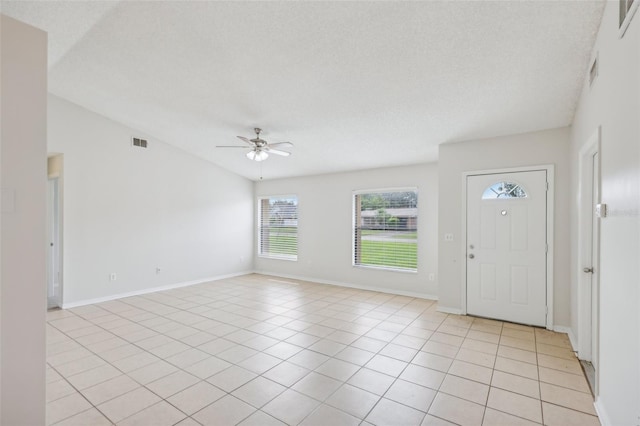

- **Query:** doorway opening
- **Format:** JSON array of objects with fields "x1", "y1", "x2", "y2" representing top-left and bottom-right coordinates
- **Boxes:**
[
  {"x1": 577, "y1": 129, "x2": 600, "y2": 396},
  {"x1": 47, "y1": 154, "x2": 64, "y2": 309}
]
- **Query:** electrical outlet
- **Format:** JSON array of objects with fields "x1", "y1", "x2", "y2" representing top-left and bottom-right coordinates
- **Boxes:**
[
  {"x1": 109, "y1": 273, "x2": 117, "y2": 281},
  {"x1": 444, "y1": 233, "x2": 454, "y2": 242},
  {"x1": 428, "y1": 273, "x2": 435, "y2": 281},
  {"x1": 156, "y1": 268, "x2": 161, "y2": 274}
]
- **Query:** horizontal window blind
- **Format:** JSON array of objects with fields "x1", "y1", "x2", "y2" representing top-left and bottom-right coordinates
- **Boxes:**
[
  {"x1": 259, "y1": 196, "x2": 298, "y2": 260},
  {"x1": 354, "y1": 190, "x2": 418, "y2": 271}
]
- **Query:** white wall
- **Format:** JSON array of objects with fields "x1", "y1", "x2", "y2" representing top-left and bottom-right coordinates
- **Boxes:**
[
  {"x1": 437, "y1": 127, "x2": 571, "y2": 327},
  {"x1": 48, "y1": 95, "x2": 254, "y2": 306},
  {"x1": 254, "y1": 164, "x2": 438, "y2": 298},
  {"x1": 0, "y1": 15, "x2": 47, "y2": 425},
  {"x1": 569, "y1": 2, "x2": 639, "y2": 424}
]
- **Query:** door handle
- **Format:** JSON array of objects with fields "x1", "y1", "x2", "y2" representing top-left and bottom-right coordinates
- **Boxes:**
[
  {"x1": 468, "y1": 254, "x2": 475, "y2": 259},
  {"x1": 583, "y1": 267, "x2": 594, "y2": 273}
]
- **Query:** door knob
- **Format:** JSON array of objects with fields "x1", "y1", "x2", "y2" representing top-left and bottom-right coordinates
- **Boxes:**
[
  {"x1": 583, "y1": 267, "x2": 594, "y2": 273},
  {"x1": 468, "y1": 254, "x2": 475, "y2": 259}
]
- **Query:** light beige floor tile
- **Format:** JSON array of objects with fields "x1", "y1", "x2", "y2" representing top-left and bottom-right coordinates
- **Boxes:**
[
  {"x1": 173, "y1": 417, "x2": 202, "y2": 426},
  {"x1": 538, "y1": 366, "x2": 591, "y2": 393},
  {"x1": 421, "y1": 414, "x2": 458, "y2": 425},
  {"x1": 499, "y1": 335, "x2": 536, "y2": 351},
  {"x1": 448, "y1": 360, "x2": 493, "y2": 384},
  {"x1": 400, "y1": 364, "x2": 446, "y2": 389},
  {"x1": 127, "y1": 360, "x2": 178, "y2": 385},
  {"x1": 111, "y1": 352, "x2": 159, "y2": 373},
  {"x1": 352, "y1": 336, "x2": 388, "y2": 352},
  {"x1": 193, "y1": 394, "x2": 256, "y2": 425},
  {"x1": 455, "y1": 348, "x2": 496, "y2": 369},
  {"x1": 431, "y1": 332, "x2": 465, "y2": 347},
  {"x1": 413, "y1": 351, "x2": 454, "y2": 372},
  {"x1": 378, "y1": 343, "x2": 418, "y2": 362},
  {"x1": 466, "y1": 330, "x2": 501, "y2": 344},
  {"x1": 541, "y1": 402, "x2": 600, "y2": 426},
  {"x1": 482, "y1": 408, "x2": 541, "y2": 425},
  {"x1": 539, "y1": 382, "x2": 596, "y2": 415},
  {"x1": 55, "y1": 355, "x2": 106, "y2": 377},
  {"x1": 491, "y1": 370, "x2": 540, "y2": 399},
  {"x1": 47, "y1": 379, "x2": 77, "y2": 403},
  {"x1": 52, "y1": 408, "x2": 112, "y2": 426},
  {"x1": 183, "y1": 355, "x2": 232, "y2": 379},
  {"x1": 66, "y1": 364, "x2": 122, "y2": 390},
  {"x1": 348, "y1": 368, "x2": 396, "y2": 395},
  {"x1": 494, "y1": 356, "x2": 538, "y2": 380},
  {"x1": 286, "y1": 332, "x2": 321, "y2": 348},
  {"x1": 239, "y1": 352, "x2": 282, "y2": 374},
  {"x1": 385, "y1": 379, "x2": 437, "y2": 412},
  {"x1": 501, "y1": 328, "x2": 535, "y2": 341},
  {"x1": 238, "y1": 410, "x2": 287, "y2": 426},
  {"x1": 326, "y1": 330, "x2": 360, "y2": 345},
  {"x1": 325, "y1": 384, "x2": 380, "y2": 419},
  {"x1": 315, "y1": 358, "x2": 360, "y2": 381},
  {"x1": 216, "y1": 344, "x2": 259, "y2": 363},
  {"x1": 262, "y1": 389, "x2": 321, "y2": 425},
  {"x1": 365, "y1": 354, "x2": 408, "y2": 377},
  {"x1": 80, "y1": 374, "x2": 140, "y2": 405},
  {"x1": 118, "y1": 401, "x2": 186, "y2": 426},
  {"x1": 196, "y1": 337, "x2": 236, "y2": 355},
  {"x1": 497, "y1": 345, "x2": 537, "y2": 365},
  {"x1": 440, "y1": 374, "x2": 489, "y2": 405},
  {"x1": 292, "y1": 371, "x2": 342, "y2": 401},
  {"x1": 233, "y1": 376, "x2": 287, "y2": 408},
  {"x1": 146, "y1": 370, "x2": 200, "y2": 399},
  {"x1": 167, "y1": 381, "x2": 225, "y2": 415},
  {"x1": 301, "y1": 403, "x2": 360, "y2": 426},
  {"x1": 264, "y1": 341, "x2": 303, "y2": 360},
  {"x1": 206, "y1": 365, "x2": 258, "y2": 392},
  {"x1": 537, "y1": 354, "x2": 583, "y2": 375},
  {"x1": 437, "y1": 324, "x2": 470, "y2": 338},
  {"x1": 97, "y1": 387, "x2": 161, "y2": 424},
  {"x1": 262, "y1": 361, "x2": 310, "y2": 387},
  {"x1": 288, "y1": 349, "x2": 330, "y2": 370},
  {"x1": 428, "y1": 392, "x2": 485, "y2": 426},
  {"x1": 164, "y1": 348, "x2": 210, "y2": 368},
  {"x1": 308, "y1": 338, "x2": 347, "y2": 356},
  {"x1": 48, "y1": 347, "x2": 94, "y2": 367},
  {"x1": 46, "y1": 392, "x2": 93, "y2": 425},
  {"x1": 335, "y1": 346, "x2": 375, "y2": 366},
  {"x1": 461, "y1": 338, "x2": 498, "y2": 355},
  {"x1": 366, "y1": 398, "x2": 426, "y2": 425},
  {"x1": 536, "y1": 342, "x2": 575, "y2": 360},
  {"x1": 392, "y1": 334, "x2": 427, "y2": 350},
  {"x1": 422, "y1": 341, "x2": 459, "y2": 358},
  {"x1": 486, "y1": 387, "x2": 542, "y2": 423}
]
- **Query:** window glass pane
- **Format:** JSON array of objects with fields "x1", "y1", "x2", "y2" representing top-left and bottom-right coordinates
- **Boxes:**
[
  {"x1": 354, "y1": 190, "x2": 417, "y2": 271},
  {"x1": 259, "y1": 196, "x2": 298, "y2": 260},
  {"x1": 482, "y1": 182, "x2": 527, "y2": 199}
]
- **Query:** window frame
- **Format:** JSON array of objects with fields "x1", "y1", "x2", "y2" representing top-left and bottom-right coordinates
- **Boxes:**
[
  {"x1": 620, "y1": 0, "x2": 639, "y2": 37},
  {"x1": 352, "y1": 187, "x2": 418, "y2": 273},
  {"x1": 257, "y1": 194, "x2": 298, "y2": 261}
]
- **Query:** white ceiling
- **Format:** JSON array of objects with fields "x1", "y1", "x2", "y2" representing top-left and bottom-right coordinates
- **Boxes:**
[{"x1": 3, "y1": 1, "x2": 604, "y2": 181}]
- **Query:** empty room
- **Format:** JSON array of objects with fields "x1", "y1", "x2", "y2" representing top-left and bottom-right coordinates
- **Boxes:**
[{"x1": 1, "y1": 1, "x2": 638, "y2": 425}]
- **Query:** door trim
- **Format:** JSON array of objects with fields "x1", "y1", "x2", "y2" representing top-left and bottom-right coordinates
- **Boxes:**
[
  {"x1": 577, "y1": 128, "x2": 600, "y2": 366},
  {"x1": 461, "y1": 164, "x2": 555, "y2": 329}
]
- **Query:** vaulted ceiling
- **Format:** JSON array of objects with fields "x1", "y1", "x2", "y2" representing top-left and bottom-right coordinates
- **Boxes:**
[{"x1": 3, "y1": 1, "x2": 605, "y2": 180}]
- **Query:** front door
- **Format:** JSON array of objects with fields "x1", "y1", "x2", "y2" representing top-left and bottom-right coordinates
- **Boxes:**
[{"x1": 466, "y1": 170, "x2": 548, "y2": 326}]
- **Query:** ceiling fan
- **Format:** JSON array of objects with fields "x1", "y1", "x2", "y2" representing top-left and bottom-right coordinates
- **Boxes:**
[{"x1": 217, "y1": 128, "x2": 293, "y2": 162}]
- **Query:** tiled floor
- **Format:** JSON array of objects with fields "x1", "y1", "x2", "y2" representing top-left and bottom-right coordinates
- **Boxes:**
[{"x1": 46, "y1": 274, "x2": 600, "y2": 426}]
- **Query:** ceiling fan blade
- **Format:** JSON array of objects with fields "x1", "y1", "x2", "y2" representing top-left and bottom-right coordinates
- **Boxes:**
[
  {"x1": 264, "y1": 147, "x2": 291, "y2": 156},
  {"x1": 268, "y1": 142, "x2": 294, "y2": 148},
  {"x1": 237, "y1": 136, "x2": 253, "y2": 145},
  {"x1": 216, "y1": 145, "x2": 249, "y2": 148}
]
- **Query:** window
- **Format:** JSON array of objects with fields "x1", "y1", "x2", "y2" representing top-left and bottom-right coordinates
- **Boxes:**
[
  {"x1": 258, "y1": 196, "x2": 298, "y2": 260},
  {"x1": 620, "y1": 0, "x2": 638, "y2": 36},
  {"x1": 482, "y1": 182, "x2": 527, "y2": 199},
  {"x1": 353, "y1": 189, "x2": 418, "y2": 271}
]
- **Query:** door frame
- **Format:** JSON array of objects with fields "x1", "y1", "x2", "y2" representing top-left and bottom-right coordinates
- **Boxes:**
[
  {"x1": 461, "y1": 164, "x2": 555, "y2": 329},
  {"x1": 577, "y1": 128, "x2": 600, "y2": 368},
  {"x1": 47, "y1": 176, "x2": 63, "y2": 308}
]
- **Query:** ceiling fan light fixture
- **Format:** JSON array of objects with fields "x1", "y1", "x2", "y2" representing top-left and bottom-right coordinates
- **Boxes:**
[{"x1": 246, "y1": 149, "x2": 268, "y2": 162}]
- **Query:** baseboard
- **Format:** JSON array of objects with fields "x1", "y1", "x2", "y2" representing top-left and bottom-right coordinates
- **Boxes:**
[
  {"x1": 553, "y1": 325, "x2": 578, "y2": 352},
  {"x1": 61, "y1": 270, "x2": 254, "y2": 309},
  {"x1": 253, "y1": 270, "x2": 438, "y2": 301},
  {"x1": 436, "y1": 306, "x2": 464, "y2": 315},
  {"x1": 594, "y1": 398, "x2": 612, "y2": 426}
]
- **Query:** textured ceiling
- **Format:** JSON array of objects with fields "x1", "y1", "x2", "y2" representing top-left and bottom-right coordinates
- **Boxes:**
[{"x1": 3, "y1": 1, "x2": 604, "y2": 181}]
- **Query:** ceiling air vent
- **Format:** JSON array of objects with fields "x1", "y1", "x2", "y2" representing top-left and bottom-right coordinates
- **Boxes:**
[
  {"x1": 132, "y1": 137, "x2": 148, "y2": 148},
  {"x1": 589, "y1": 54, "x2": 598, "y2": 87}
]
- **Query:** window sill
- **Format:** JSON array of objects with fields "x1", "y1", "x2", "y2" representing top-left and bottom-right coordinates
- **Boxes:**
[
  {"x1": 259, "y1": 254, "x2": 298, "y2": 262},
  {"x1": 353, "y1": 264, "x2": 417, "y2": 274}
]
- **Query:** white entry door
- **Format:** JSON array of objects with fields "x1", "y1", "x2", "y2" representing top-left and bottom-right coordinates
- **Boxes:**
[{"x1": 466, "y1": 170, "x2": 548, "y2": 326}]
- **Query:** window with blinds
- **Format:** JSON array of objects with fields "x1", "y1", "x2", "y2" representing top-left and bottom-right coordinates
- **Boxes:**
[
  {"x1": 353, "y1": 189, "x2": 418, "y2": 271},
  {"x1": 258, "y1": 196, "x2": 298, "y2": 260}
]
